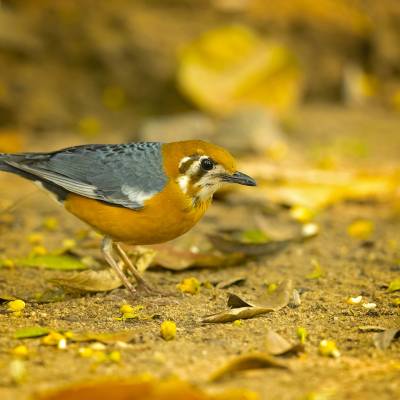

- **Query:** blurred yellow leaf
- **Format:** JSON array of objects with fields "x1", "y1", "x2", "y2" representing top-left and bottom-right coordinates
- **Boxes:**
[
  {"x1": 160, "y1": 320, "x2": 177, "y2": 341},
  {"x1": 347, "y1": 220, "x2": 374, "y2": 239},
  {"x1": 177, "y1": 277, "x2": 200, "y2": 295},
  {"x1": 78, "y1": 116, "x2": 101, "y2": 137},
  {"x1": 290, "y1": 205, "x2": 315, "y2": 223},
  {"x1": 177, "y1": 25, "x2": 303, "y2": 116},
  {"x1": 247, "y1": 164, "x2": 400, "y2": 210},
  {"x1": 319, "y1": 339, "x2": 340, "y2": 358}
]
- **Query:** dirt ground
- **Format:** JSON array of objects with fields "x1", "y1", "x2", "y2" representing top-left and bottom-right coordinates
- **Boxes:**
[{"x1": 0, "y1": 106, "x2": 399, "y2": 400}]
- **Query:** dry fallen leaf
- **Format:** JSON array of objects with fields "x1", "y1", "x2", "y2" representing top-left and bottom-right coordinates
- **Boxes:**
[
  {"x1": 127, "y1": 246, "x2": 156, "y2": 273},
  {"x1": 202, "y1": 307, "x2": 274, "y2": 323},
  {"x1": 373, "y1": 328, "x2": 400, "y2": 350},
  {"x1": 264, "y1": 329, "x2": 305, "y2": 356},
  {"x1": 347, "y1": 219, "x2": 374, "y2": 239},
  {"x1": 208, "y1": 234, "x2": 294, "y2": 257},
  {"x1": 203, "y1": 280, "x2": 292, "y2": 323},
  {"x1": 216, "y1": 277, "x2": 246, "y2": 289},
  {"x1": 209, "y1": 352, "x2": 288, "y2": 382},
  {"x1": 51, "y1": 269, "x2": 122, "y2": 292},
  {"x1": 229, "y1": 279, "x2": 293, "y2": 309},
  {"x1": 358, "y1": 326, "x2": 386, "y2": 332},
  {"x1": 151, "y1": 244, "x2": 245, "y2": 271}
]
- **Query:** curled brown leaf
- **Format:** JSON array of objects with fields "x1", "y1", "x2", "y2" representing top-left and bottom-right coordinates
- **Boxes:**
[
  {"x1": 203, "y1": 280, "x2": 292, "y2": 323},
  {"x1": 265, "y1": 329, "x2": 304, "y2": 356},
  {"x1": 373, "y1": 328, "x2": 400, "y2": 350},
  {"x1": 208, "y1": 234, "x2": 293, "y2": 257},
  {"x1": 209, "y1": 352, "x2": 288, "y2": 382}
]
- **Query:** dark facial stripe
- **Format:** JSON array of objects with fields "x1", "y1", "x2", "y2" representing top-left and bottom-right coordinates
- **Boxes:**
[
  {"x1": 192, "y1": 167, "x2": 207, "y2": 181},
  {"x1": 179, "y1": 157, "x2": 197, "y2": 174}
]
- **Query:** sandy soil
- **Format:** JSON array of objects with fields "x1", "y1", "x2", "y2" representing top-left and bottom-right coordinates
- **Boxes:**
[{"x1": 0, "y1": 106, "x2": 399, "y2": 400}]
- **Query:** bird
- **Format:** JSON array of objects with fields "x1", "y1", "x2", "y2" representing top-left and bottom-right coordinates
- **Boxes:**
[{"x1": 0, "y1": 140, "x2": 256, "y2": 297}]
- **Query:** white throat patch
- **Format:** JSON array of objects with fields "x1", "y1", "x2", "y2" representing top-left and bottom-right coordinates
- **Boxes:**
[{"x1": 177, "y1": 175, "x2": 190, "y2": 194}]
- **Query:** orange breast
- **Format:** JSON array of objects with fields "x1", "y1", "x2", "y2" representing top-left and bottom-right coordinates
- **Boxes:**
[{"x1": 64, "y1": 180, "x2": 210, "y2": 244}]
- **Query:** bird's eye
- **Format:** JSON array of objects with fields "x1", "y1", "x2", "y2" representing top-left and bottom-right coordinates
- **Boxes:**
[{"x1": 200, "y1": 158, "x2": 214, "y2": 171}]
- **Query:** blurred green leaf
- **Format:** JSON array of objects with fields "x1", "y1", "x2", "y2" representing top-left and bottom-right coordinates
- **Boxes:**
[
  {"x1": 306, "y1": 259, "x2": 324, "y2": 279},
  {"x1": 388, "y1": 278, "x2": 400, "y2": 293},
  {"x1": 15, "y1": 326, "x2": 50, "y2": 339},
  {"x1": 17, "y1": 255, "x2": 87, "y2": 270},
  {"x1": 241, "y1": 229, "x2": 269, "y2": 244}
]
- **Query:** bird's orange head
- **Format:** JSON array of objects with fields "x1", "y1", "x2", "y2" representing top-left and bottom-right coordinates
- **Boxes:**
[{"x1": 162, "y1": 140, "x2": 256, "y2": 206}]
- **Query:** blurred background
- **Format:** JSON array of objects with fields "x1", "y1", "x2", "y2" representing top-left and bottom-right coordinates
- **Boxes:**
[
  {"x1": 1, "y1": 3, "x2": 400, "y2": 398},
  {"x1": 1, "y1": 0, "x2": 400, "y2": 156}
]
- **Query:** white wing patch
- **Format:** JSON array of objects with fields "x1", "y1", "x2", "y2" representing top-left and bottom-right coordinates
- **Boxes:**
[{"x1": 120, "y1": 184, "x2": 156, "y2": 203}]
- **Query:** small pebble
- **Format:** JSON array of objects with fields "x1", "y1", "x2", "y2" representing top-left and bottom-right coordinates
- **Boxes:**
[
  {"x1": 90, "y1": 342, "x2": 106, "y2": 351},
  {"x1": 109, "y1": 351, "x2": 121, "y2": 363},
  {"x1": 302, "y1": 223, "x2": 319, "y2": 238},
  {"x1": 362, "y1": 302, "x2": 377, "y2": 310},
  {"x1": 12, "y1": 345, "x2": 29, "y2": 358}
]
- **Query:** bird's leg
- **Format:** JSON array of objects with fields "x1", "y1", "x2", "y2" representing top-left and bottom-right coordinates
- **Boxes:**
[
  {"x1": 114, "y1": 243, "x2": 155, "y2": 295},
  {"x1": 101, "y1": 236, "x2": 137, "y2": 297}
]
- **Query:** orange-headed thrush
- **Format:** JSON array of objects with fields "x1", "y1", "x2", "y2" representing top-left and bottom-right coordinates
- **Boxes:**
[{"x1": 0, "y1": 140, "x2": 256, "y2": 296}]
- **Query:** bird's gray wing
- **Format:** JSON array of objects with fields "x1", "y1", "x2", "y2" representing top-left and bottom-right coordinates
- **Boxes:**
[{"x1": 3, "y1": 142, "x2": 168, "y2": 209}]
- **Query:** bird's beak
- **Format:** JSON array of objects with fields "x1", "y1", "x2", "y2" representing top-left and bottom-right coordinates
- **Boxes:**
[{"x1": 221, "y1": 171, "x2": 257, "y2": 186}]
